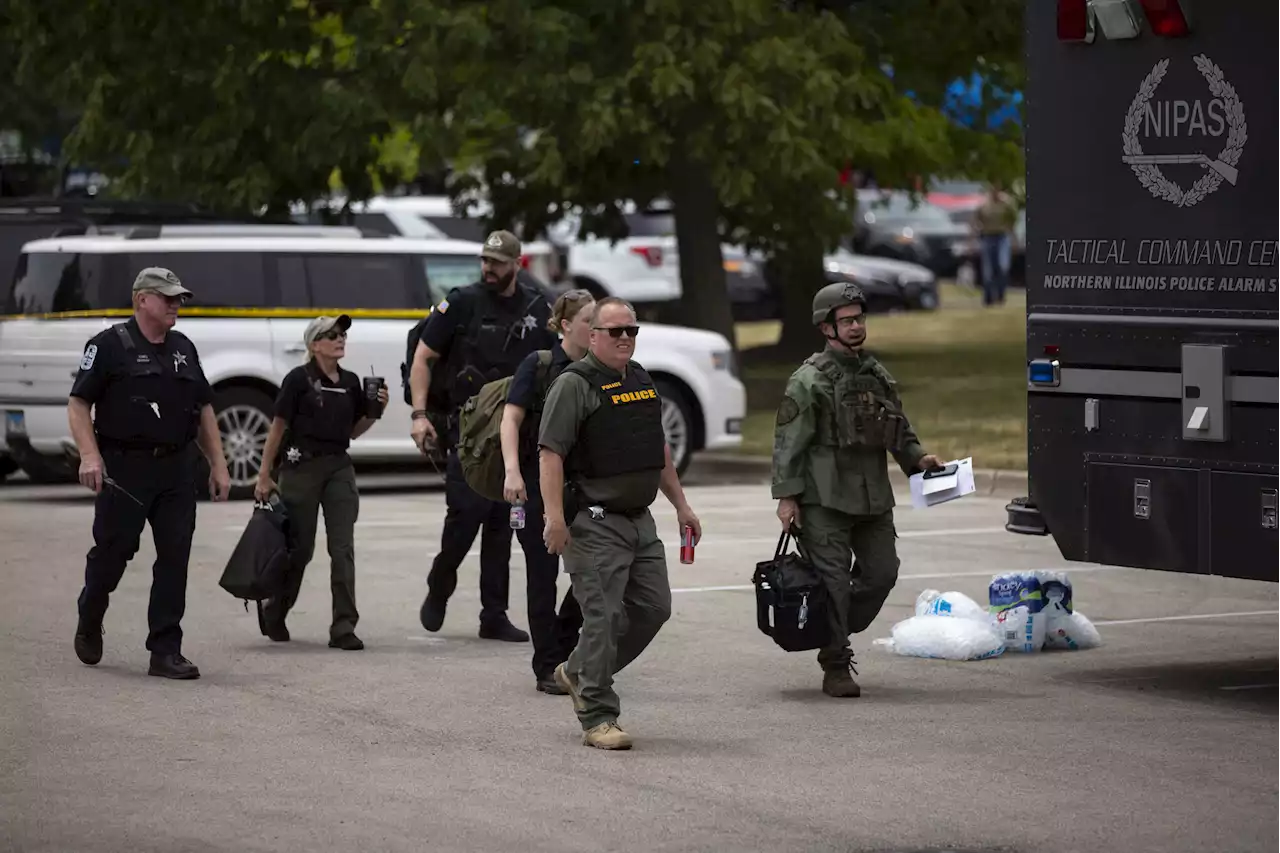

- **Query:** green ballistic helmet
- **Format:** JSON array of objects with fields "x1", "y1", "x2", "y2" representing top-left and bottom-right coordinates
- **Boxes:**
[{"x1": 811, "y1": 281, "x2": 866, "y2": 325}]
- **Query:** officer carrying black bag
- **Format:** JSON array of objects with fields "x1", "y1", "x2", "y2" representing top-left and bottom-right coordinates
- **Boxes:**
[
  {"x1": 218, "y1": 491, "x2": 291, "y2": 626},
  {"x1": 752, "y1": 527, "x2": 832, "y2": 652}
]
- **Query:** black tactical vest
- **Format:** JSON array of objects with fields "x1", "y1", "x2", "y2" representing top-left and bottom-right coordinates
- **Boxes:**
[
  {"x1": 564, "y1": 359, "x2": 667, "y2": 480},
  {"x1": 94, "y1": 323, "x2": 204, "y2": 447},
  {"x1": 442, "y1": 282, "x2": 548, "y2": 412}
]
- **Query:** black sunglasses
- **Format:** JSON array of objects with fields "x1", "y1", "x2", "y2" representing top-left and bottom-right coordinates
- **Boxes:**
[
  {"x1": 320, "y1": 330, "x2": 347, "y2": 341},
  {"x1": 593, "y1": 325, "x2": 639, "y2": 339}
]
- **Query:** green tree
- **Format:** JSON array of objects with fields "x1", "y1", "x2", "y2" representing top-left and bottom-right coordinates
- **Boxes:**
[{"x1": 431, "y1": 0, "x2": 1024, "y2": 351}]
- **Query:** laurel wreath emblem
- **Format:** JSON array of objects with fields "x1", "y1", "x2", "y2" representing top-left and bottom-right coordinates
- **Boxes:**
[{"x1": 1121, "y1": 54, "x2": 1248, "y2": 207}]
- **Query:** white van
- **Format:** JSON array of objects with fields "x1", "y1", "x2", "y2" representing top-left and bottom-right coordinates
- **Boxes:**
[{"x1": 0, "y1": 233, "x2": 745, "y2": 496}]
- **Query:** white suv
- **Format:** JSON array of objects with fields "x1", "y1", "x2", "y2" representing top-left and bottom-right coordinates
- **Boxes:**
[{"x1": 0, "y1": 233, "x2": 744, "y2": 496}]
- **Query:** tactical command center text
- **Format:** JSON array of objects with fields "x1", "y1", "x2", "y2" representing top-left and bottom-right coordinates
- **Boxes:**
[{"x1": 1041, "y1": 238, "x2": 1278, "y2": 292}]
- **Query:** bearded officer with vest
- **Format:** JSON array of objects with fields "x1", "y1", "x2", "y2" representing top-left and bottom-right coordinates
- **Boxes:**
[
  {"x1": 67, "y1": 267, "x2": 231, "y2": 680},
  {"x1": 771, "y1": 282, "x2": 940, "y2": 698},
  {"x1": 408, "y1": 229, "x2": 557, "y2": 642},
  {"x1": 538, "y1": 296, "x2": 702, "y2": 750}
]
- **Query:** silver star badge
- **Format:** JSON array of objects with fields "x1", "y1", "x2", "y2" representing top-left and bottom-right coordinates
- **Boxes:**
[
  {"x1": 286, "y1": 447, "x2": 301, "y2": 464},
  {"x1": 172, "y1": 351, "x2": 187, "y2": 370},
  {"x1": 589, "y1": 505, "x2": 605, "y2": 520}
]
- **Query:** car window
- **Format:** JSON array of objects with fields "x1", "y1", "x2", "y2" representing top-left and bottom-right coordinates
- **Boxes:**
[
  {"x1": 126, "y1": 251, "x2": 268, "y2": 307},
  {"x1": 305, "y1": 253, "x2": 426, "y2": 310},
  {"x1": 623, "y1": 212, "x2": 675, "y2": 237},
  {"x1": 4, "y1": 252, "x2": 106, "y2": 314},
  {"x1": 421, "y1": 254, "x2": 481, "y2": 304}
]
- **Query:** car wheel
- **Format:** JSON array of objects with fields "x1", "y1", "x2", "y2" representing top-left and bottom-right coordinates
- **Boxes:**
[
  {"x1": 0, "y1": 453, "x2": 20, "y2": 482},
  {"x1": 656, "y1": 379, "x2": 694, "y2": 478},
  {"x1": 210, "y1": 386, "x2": 275, "y2": 500},
  {"x1": 916, "y1": 289, "x2": 939, "y2": 310}
]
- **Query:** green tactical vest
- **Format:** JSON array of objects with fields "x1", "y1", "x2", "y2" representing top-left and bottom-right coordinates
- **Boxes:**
[{"x1": 804, "y1": 351, "x2": 909, "y2": 452}]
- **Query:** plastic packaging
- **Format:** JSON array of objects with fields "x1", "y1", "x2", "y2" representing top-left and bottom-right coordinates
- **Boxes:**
[
  {"x1": 509, "y1": 500, "x2": 525, "y2": 530},
  {"x1": 989, "y1": 572, "x2": 1047, "y2": 653},
  {"x1": 915, "y1": 588, "x2": 989, "y2": 622},
  {"x1": 881, "y1": 614, "x2": 1005, "y2": 661}
]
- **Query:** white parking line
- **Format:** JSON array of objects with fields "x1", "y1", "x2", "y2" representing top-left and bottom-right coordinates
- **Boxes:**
[
  {"x1": 1091, "y1": 610, "x2": 1278, "y2": 627},
  {"x1": 1218, "y1": 683, "x2": 1277, "y2": 692},
  {"x1": 669, "y1": 564, "x2": 1127, "y2": 594}
]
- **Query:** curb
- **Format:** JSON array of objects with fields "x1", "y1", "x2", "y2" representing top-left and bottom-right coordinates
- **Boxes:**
[{"x1": 691, "y1": 452, "x2": 1028, "y2": 499}]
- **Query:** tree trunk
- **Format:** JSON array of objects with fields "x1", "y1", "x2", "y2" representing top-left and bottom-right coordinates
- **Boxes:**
[
  {"x1": 666, "y1": 147, "x2": 735, "y2": 348},
  {"x1": 770, "y1": 233, "x2": 828, "y2": 360}
]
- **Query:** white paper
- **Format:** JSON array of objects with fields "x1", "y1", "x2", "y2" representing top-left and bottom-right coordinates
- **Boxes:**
[{"x1": 909, "y1": 457, "x2": 976, "y2": 509}]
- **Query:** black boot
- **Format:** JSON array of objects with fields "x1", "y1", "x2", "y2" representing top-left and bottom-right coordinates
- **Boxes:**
[
  {"x1": 479, "y1": 617, "x2": 529, "y2": 643},
  {"x1": 148, "y1": 653, "x2": 200, "y2": 680},
  {"x1": 74, "y1": 619, "x2": 103, "y2": 666},
  {"x1": 420, "y1": 594, "x2": 447, "y2": 632}
]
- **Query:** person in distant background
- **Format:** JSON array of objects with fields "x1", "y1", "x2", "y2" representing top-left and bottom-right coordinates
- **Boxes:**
[
  {"x1": 499, "y1": 288, "x2": 594, "y2": 694},
  {"x1": 255, "y1": 314, "x2": 387, "y2": 651},
  {"x1": 970, "y1": 181, "x2": 1019, "y2": 306}
]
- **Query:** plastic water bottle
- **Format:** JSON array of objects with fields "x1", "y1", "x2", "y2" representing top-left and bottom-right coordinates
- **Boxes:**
[{"x1": 510, "y1": 500, "x2": 525, "y2": 530}]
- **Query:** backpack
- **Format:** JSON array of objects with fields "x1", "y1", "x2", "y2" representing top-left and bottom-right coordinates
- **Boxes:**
[
  {"x1": 456, "y1": 350, "x2": 554, "y2": 503},
  {"x1": 401, "y1": 314, "x2": 432, "y2": 406}
]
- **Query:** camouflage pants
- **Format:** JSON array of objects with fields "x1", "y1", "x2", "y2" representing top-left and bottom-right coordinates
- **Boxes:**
[{"x1": 797, "y1": 505, "x2": 899, "y2": 669}]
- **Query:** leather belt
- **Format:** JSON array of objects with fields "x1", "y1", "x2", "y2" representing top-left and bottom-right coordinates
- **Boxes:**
[{"x1": 99, "y1": 440, "x2": 186, "y2": 457}]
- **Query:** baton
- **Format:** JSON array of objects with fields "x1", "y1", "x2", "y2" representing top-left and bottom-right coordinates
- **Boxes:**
[{"x1": 103, "y1": 475, "x2": 144, "y2": 507}]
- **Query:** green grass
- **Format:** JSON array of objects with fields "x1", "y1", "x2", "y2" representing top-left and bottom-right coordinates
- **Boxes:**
[{"x1": 732, "y1": 284, "x2": 1029, "y2": 470}]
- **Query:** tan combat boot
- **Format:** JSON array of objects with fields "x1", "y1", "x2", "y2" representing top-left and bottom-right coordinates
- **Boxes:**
[
  {"x1": 583, "y1": 721, "x2": 633, "y2": 750},
  {"x1": 822, "y1": 662, "x2": 862, "y2": 698},
  {"x1": 554, "y1": 662, "x2": 586, "y2": 714}
]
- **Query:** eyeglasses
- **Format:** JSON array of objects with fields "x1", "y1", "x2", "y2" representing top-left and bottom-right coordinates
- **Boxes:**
[
  {"x1": 835, "y1": 315, "x2": 867, "y2": 328},
  {"x1": 593, "y1": 325, "x2": 639, "y2": 339},
  {"x1": 319, "y1": 330, "x2": 347, "y2": 341}
]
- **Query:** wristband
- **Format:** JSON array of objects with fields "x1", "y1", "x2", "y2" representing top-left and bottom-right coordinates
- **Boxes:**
[{"x1": 412, "y1": 410, "x2": 429, "y2": 420}]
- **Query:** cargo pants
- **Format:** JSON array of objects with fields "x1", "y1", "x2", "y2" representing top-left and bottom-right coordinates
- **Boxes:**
[
  {"x1": 263, "y1": 453, "x2": 360, "y2": 640},
  {"x1": 562, "y1": 507, "x2": 672, "y2": 730},
  {"x1": 797, "y1": 505, "x2": 899, "y2": 669}
]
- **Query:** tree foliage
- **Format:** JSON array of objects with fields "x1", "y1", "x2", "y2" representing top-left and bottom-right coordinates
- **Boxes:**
[{"x1": 7, "y1": 0, "x2": 1025, "y2": 345}]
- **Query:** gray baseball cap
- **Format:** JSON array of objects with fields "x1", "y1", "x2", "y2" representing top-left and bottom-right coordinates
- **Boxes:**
[
  {"x1": 479, "y1": 230, "x2": 521, "y2": 263},
  {"x1": 133, "y1": 267, "x2": 193, "y2": 298}
]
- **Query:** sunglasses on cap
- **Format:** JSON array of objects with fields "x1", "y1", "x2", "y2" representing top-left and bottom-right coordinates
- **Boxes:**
[{"x1": 593, "y1": 325, "x2": 639, "y2": 339}]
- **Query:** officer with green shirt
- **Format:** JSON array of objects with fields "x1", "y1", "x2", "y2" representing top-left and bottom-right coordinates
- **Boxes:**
[
  {"x1": 771, "y1": 282, "x2": 940, "y2": 698},
  {"x1": 537, "y1": 296, "x2": 702, "y2": 751}
]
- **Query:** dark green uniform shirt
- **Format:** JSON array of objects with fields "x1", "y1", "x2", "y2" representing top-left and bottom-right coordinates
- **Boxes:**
[
  {"x1": 771, "y1": 347, "x2": 926, "y2": 516},
  {"x1": 538, "y1": 352, "x2": 664, "y2": 510}
]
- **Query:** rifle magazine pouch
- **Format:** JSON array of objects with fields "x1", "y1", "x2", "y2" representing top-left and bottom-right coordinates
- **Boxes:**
[{"x1": 751, "y1": 530, "x2": 833, "y2": 652}]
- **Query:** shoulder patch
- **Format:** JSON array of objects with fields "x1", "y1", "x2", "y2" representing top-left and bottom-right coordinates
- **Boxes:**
[
  {"x1": 436, "y1": 299, "x2": 449, "y2": 314},
  {"x1": 776, "y1": 395, "x2": 800, "y2": 426},
  {"x1": 79, "y1": 344, "x2": 98, "y2": 371}
]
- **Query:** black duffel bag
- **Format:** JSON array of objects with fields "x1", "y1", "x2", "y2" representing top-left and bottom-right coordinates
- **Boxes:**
[
  {"x1": 218, "y1": 491, "x2": 291, "y2": 609},
  {"x1": 752, "y1": 527, "x2": 833, "y2": 652}
]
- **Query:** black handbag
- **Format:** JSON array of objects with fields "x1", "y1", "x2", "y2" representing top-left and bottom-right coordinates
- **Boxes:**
[
  {"x1": 752, "y1": 527, "x2": 833, "y2": 652},
  {"x1": 218, "y1": 492, "x2": 291, "y2": 608}
]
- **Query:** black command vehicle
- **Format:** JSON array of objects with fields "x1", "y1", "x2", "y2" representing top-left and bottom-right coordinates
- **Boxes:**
[{"x1": 1006, "y1": 0, "x2": 1278, "y2": 583}]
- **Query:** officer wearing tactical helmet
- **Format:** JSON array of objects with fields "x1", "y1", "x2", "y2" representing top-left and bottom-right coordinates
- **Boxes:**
[
  {"x1": 408, "y1": 230, "x2": 557, "y2": 642},
  {"x1": 771, "y1": 281, "x2": 940, "y2": 698}
]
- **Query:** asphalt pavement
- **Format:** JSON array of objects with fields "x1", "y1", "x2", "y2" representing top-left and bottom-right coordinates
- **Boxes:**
[{"x1": 0, "y1": 464, "x2": 1275, "y2": 853}]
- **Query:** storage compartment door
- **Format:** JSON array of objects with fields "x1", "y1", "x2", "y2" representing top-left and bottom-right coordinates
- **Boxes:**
[
  {"x1": 1086, "y1": 463, "x2": 1200, "y2": 573},
  {"x1": 1210, "y1": 472, "x2": 1279, "y2": 582}
]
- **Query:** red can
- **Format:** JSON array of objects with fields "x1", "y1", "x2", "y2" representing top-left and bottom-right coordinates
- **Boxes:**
[{"x1": 679, "y1": 524, "x2": 696, "y2": 564}]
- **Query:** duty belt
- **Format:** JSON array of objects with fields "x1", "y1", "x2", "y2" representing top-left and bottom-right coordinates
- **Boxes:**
[{"x1": 98, "y1": 438, "x2": 187, "y2": 457}]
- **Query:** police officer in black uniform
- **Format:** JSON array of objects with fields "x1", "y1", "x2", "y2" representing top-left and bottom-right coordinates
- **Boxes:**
[
  {"x1": 67, "y1": 267, "x2": 231, "y2": 680},
  {"x1": 407, "y1": 230, "x2": 558, "y2": 641}
]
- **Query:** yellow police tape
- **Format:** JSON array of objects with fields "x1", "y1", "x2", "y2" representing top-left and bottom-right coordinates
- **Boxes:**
[{"x1": 0, "y1": 307, "x2": 433, "y2": 321}]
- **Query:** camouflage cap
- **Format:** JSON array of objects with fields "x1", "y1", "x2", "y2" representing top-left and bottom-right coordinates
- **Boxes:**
[
  {"x1": 132, "y1": 267, "x2": 193, "y2": 298},
  {"x1": 303, "y1": 314, "x2": 352, "y2": 346},
  {"x1": 811, "y1": 280, "x2": 865, "y2": 325},
  {"x1": 479, "y1": 230, "x2": 521, "y2": 263}
]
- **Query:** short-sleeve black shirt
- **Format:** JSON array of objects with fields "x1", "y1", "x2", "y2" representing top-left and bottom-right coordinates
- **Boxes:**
[
  {"x1": 70, "y1": 318, "x2": 213, "y2": 446},
  {"x1": 506, "y1": 343, "x2": 571, "y2": 410},
  {"x1": 273, "y1": 362, "x2": 365, "y2": 454}
]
